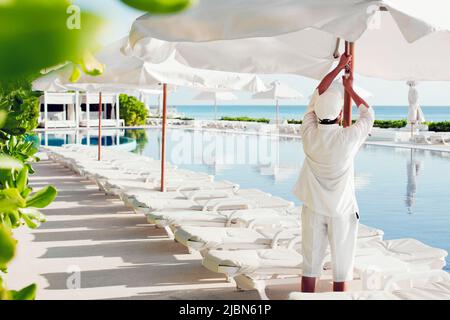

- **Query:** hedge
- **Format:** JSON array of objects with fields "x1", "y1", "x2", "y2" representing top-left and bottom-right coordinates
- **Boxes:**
[
  {"x1": 220, "y1": 116, "x2": 269, "y2": 123},
  {"x1": 373, "y1": 120, "x2": 407, "y2": 128},
  {"x1": 427, "y1": 121, "x2": 450, "y2": 132}
]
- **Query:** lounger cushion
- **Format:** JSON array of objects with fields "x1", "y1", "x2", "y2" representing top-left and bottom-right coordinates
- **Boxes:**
[
  {"x1": 147, "y1": 211, "x2": 227, "y2": 227},
  {"x1": 203, "y1": 249, "x2": 303, "y2": 274},
  {"x1": 289, "y1": 291, "x2": 399, "y2": 300},
  {"x1": 358, "y1": 238, "x2": 448, "y2": 268},
  {"x1": 176, "y1": 227, "x2": 270, "y2": 249},
  {"x1": 176, "y1": 223, "x2": 383, "y2": 252},
  {"x1": 358, "y1": 224, "x2": 384, "y2": 241},
  {"x1": 393, "y1": 280, "x2": 450, "y2": 300}
]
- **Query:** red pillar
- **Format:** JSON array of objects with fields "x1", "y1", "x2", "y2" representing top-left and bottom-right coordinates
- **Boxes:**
[
  {"x1": 98, "y1": 92, "x2": 102, "y2": 161},
  {"x1": 160, "y1": 84, "x2": 168, "y2": 192},
  {"x1": 343, "y1": 42, "x2": 355, "y2": 128}
]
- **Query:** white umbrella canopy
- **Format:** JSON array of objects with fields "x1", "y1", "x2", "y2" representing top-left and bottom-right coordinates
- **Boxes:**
[
  {"x1": 252, "y1": 81, "x2": 303, "y2": 124},
  {"x1": 33, "y1": 38, "x2": 270, "y2": 93},
  {"x1": 126, "y1": 0, "x2": 450, "y2": 81},
  {"x1": 193, "y1": 91, "x2": 239, "y2": 120},
  {"x1": 252, "y1": 81, "x2": 303, "y2": 100}
]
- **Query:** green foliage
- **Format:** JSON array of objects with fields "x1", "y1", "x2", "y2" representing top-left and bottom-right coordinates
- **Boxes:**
[
  {"x1": 0, "y1": 163, "x2": 56, "y2": 231},
  {"x1": 373, "y1": 120, "x2": 407, "y2": 129},
  {"x1": 0, "y1": 80, "x2": 40, "y2": 136},
  {"x1": 428, "y1": 121, "x2": 450, "y2": 132},
  {"x1": 0, "y1": 0, "x2": 103, "y2": 81},
  {"x1": 121, "y1": 0, "x2": 195, "y2": 13},
  {"x1": 119, "y1": 94, "x2": 148, "y2": 126},
  {"x1": 125, "y1": 129, "x2": 148, "y2": 154},
  {"x1": 0, "y1": 136, "x2": 39, "y2": 174},
  {"x1": 220, "y1": 116, "x2": 270, "y2": 123},
  {"x1": 287, "y1": 119, "x2": 302, "y2": 124},
  {"x1": 0, "y1": 226, "x2": 15, "y2": 271}
]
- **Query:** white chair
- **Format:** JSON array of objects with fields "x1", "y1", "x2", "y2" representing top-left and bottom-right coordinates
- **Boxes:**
[{"x1": 289, "y1": 270, "x2": 450, "y2": 300}]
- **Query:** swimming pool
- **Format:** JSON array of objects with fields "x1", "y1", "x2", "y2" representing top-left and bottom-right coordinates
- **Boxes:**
[
  {"x1": 35, "y1": 130, "x2": 137, "y2": 152},
  {"x1": 39, "y1": 128, "x2": 450, "y2": 268}
]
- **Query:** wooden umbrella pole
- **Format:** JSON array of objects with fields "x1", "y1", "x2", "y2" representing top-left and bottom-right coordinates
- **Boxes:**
[
  {"x1": 98, "y1": 92, "x2": 102, "y2": 161},
  {"x1": 343, "y1": 41, "x2": 355, "y2": 128},
  {"x1": 160, "y1": 83, "x2": 168, "y2": 192}
]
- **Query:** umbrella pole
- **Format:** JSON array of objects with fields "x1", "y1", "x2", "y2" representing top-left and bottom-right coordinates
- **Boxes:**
[
  {"x1": 160, "y1": 83, "x2": 168, "y2": 192},
  {"x1": 343, "y1": 41, "x2": 355, "y2": 128},
  {"x1": 98, "y1": 92, "x2": 102, "y2": 161}
]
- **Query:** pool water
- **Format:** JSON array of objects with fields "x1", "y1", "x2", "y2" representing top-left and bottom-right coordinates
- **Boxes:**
[
  {"x1": 39, "y1": 128, "x2": 450, "y2": 268},
  {"x1": 36, "y1": 130, "x2": 136, "y2": 148},
  {"x1": 133, "y1": 128, "x2": 450, "y2": 269}
]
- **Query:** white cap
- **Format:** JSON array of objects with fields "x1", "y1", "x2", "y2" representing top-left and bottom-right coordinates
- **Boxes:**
[{"x1": 315, "y1": 82, "x2": 344, "y2": 121}]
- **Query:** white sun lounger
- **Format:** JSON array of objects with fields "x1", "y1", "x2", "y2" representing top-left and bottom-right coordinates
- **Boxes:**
[
  {"x1": 202, "y1": 246, "x2": 384, "y2": 299},
  {"x1": 145, "y1": 197, "x2": 294, "y2": 237},
  {"x1": 413, "y1": 134, "x2": 432, "y2": 144},
  {"x1": 429, "y1": 134, "x2": 449, "y2": 145},
  {"x1": 176, "y1": 215, "x2": 302, "y2": 252},
  {"x1": 202, "y1": 237, "x2": 446, "y2": 299},
  {"x1": 289, "y1": 270, "x2": 450, "y2": 300},
  {"x1": 130, "y1": 188, "x2": 268, "y2": 212},
  {"x1": 108, "y1": 180, "x2": 239, "y2": 205},
  {"x1": 91, "y1": 169, "x2": 213, "y2": 193},
  {"x1": 357, "y1": 238, "x2": 448, "y2": 270},
  {"x1": 175, "y1": 221, "x2": 383, "y2": 253}
]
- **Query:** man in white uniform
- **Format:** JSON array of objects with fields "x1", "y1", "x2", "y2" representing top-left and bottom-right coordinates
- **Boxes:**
[{"x1": 292, "y1": 54, "x2": 374, "y2": 292}]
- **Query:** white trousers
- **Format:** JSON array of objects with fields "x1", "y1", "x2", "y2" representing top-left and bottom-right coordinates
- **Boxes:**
[{"x1": 301, "y1": 205, "x2": 359, "y2": 282}]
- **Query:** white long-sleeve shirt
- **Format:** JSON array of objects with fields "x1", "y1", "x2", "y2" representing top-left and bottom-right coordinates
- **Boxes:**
[{"x1": 292, "y1": 90, "x2": 375, "y2": 217}]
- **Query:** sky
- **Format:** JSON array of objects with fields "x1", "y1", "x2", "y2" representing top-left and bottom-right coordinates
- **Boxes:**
[{"x1": 74, "y1": 0, "x2": 450, "y2": 107}]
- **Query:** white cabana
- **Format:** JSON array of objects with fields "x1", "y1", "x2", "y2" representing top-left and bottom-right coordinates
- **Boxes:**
[
  {"x1": 407, "y1": 81, "x2": 426, "y2": 138},
  {"x1": 38, "y1": 92, "x2": 78, "y2": 129},
  {"x1": 252, "y1": 81, "x2": 303, "y2": 125},
  {"x1": 192, "y1": 91, "x2": 238, "y2": 120}
]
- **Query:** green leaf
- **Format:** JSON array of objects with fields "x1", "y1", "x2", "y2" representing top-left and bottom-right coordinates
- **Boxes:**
[
  {"x1": 16, "y1": 166, "x2": 28, "y2": 192},
  {"x1": 19, "y1": 208, "x2": 46, "y2": 229},
  {"x1": 7, "y1": 210, "x2": 21, "y2": 228},
  {"x1": 20, "y1": 212, "x2": 38, "y2": 229},
  {"x1": 120, "y1": 0, "x2": 195, "y2": 14},
  {"x1": 0, "y1": 188, "x2": 26, "y2": 210},
  {"x1": 25, "y1": 185, "x2": 57, "y2": 208},
  {"x1": 9, "y1": 283, "x2": 36, "y2": 300},
  {"x1": 77, "y1": 51, "x2": 105, "y2": 76},
  {"x1": 21, "y1": 187, "x2": 32, "y2": 198},
  {"x1": 0, "y1": 227, "x2": 16, "y2": 270},
  {"x1": 69, "y1": 65, "x2": 82, "y2": 82},
  {"x1": 0, "y1": 110, "x2": 7, "y2": 129},
  {"x1": 0, "y1": 0, "x2": 103, "y2": 80}
]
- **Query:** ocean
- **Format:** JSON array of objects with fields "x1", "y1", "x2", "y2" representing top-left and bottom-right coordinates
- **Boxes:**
[{"x1": 176, "y1": 105, "x2": 450, "y2": 122}]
